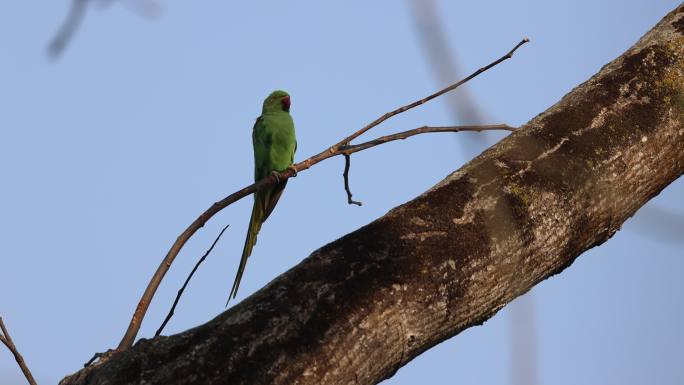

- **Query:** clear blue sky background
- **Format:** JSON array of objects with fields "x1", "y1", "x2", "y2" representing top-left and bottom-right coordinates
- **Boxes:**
[{"x1": 1, "y1": 1, "x2": 682, "y2": 384}]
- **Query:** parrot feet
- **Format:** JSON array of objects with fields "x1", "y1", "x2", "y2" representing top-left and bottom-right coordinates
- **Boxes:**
[
  {"x1": 270, "y1": 166, "x2": 297, "y2": 184},
  {"x1": 270, "y1": 170, "x2": 281, "y2": 183},
  {"x1": 288, "y1": 165, "x2": 298, "y2": 177}
]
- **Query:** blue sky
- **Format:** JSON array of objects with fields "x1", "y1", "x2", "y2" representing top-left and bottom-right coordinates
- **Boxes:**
[{"x1": 1, "y1": 1, "x2": 682, "y2": 384}]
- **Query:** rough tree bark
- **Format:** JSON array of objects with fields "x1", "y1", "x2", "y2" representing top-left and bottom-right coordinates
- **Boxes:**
[{"x1": 61, "y1": 5, "x2": 684, "y2": 385}]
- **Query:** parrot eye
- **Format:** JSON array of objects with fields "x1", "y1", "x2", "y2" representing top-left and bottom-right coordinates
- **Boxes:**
[{"x1": 281, "y1": 95, "x2": 291, "y2": 111}]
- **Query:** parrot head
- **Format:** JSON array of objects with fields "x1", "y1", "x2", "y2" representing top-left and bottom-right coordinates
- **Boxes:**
[{"x1": 263, "y1": 90, "x2": 291, "y2": 113}]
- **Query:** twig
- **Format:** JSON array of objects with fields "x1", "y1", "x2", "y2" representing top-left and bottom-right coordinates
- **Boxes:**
[
  {"x1": 342, "y1": 155, "x2": 362, "y2": 206},
  {"x1": 155, "y1": 224, "x2": 230, "y2": 337},
  {"x1": 0, "y1": 317, "x2": 38, "y2": 385},
  {"x1": 83, "y1": 350, "x2": 115, "y2": 368},
  {"x1": 114, "y1": 38, "x2": 528, "y2": 352}
]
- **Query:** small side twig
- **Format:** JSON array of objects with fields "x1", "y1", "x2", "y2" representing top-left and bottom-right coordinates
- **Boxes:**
[
  {"x1": 83, "y1": 350, "x2": 115, "y2": 368},
  {"x1": 342, "y1": 155, "x2": 362, "y2": 206},
  {"x1": 155, "y1": 224, "x2": 230, "y2": 337},
  {"x1": 332, "y1": 38, "x2": 528, "y2": 148},
  {"x1": 0, "y1": 317, "x2": 38, "y2": 385}
]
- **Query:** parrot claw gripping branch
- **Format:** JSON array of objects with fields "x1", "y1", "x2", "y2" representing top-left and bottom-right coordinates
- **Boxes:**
[{"x1": 83, "y1": 37, "x2": 529, "y2": 365}]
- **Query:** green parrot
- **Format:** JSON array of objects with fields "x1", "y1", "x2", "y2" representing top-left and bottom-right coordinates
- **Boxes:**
[{"x1": 229, "y1": 90, "x2": 297, "y2": 301}]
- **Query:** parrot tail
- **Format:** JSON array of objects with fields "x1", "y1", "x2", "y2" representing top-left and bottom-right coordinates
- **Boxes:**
[{"x1": 228, "y1": 196, "x2": 265, "y2": 304}]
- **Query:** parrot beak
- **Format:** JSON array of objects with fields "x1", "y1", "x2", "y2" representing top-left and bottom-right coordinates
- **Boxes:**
[{"x1": 281, "y1": 95, "x2": 291, "y2": 111}]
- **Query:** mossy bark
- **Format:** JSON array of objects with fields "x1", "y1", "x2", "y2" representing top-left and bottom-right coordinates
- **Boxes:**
[{"x1": 61, "y1": 4, "x2": 684, "y2": 385}]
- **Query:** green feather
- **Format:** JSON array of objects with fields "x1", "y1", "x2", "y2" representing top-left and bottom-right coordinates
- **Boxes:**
[{"x1": 228, "y1": 90, "x2": 297, "y2": 302}]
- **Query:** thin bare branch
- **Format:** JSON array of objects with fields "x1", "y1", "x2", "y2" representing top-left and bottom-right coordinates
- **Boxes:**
[
  {"x1": 155, "y1": 224, "x2": 231, "y2": 337},
  {"x1": 0, "y1": 317, "x2": 38, "y2": 385},
  {"x1": 333, "y1": 38, "x2": 529, "y2": 148},
  {"x1": 113, "y1": 39, "x2": 527, "y2": 353},
  {"x1": 339, "y1": 124, "x2": 515, "y2": 154},
  {"x1": 342, "y1": 155, "x2": 362, "y2": 206},
  {"x1": 83, "y1": 350, "x2": 114, "y2": 368}
]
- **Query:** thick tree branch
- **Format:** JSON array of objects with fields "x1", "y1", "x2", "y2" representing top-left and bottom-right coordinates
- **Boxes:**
[
  {"x1": 61, "y1": 5, "x2": 684, "y2": 384},
  {"x1": 409, "y1": 3, "x2": 541, "y2": 380},
  {"x1": 0, "y1": 317, "x2": 38, "y2": 385},
  {"x1": 113, "y1": 40, "x2": 526, "y2": 353},
  {"x1": 334, "y1": 38, "x2": 527, "y2": 148}
]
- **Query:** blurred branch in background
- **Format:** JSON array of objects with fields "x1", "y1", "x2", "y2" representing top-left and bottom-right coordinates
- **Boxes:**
[
  {"x1": 630, "y1": 205, "x2": 684, "y2": 244},
  {"x1": 48, "y1": 0, "x2": 161, "y2": 58},
  {"x1": 48, "y1": 0, "x2": 88, "y2": 57},
  {"x1": 508, "y1": 295, "x2": 538, "y2": 385},
  {"x1": 407, "y1": 2, "x2": 539, "y2": 385},
  {"x1": 408, "y1": 0, "x2": 484, "y2": 125},
  {"x1": 408, "y1": 0, "x2": 492, "y2": 161},
  {"x1": 0, "y1": 317, "x2": 37, "y2": 385}
]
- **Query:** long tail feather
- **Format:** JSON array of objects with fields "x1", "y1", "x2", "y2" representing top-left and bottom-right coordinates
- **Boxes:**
[{"x1": 227, "y1": 195, "x2": 265, "y2": 304}]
